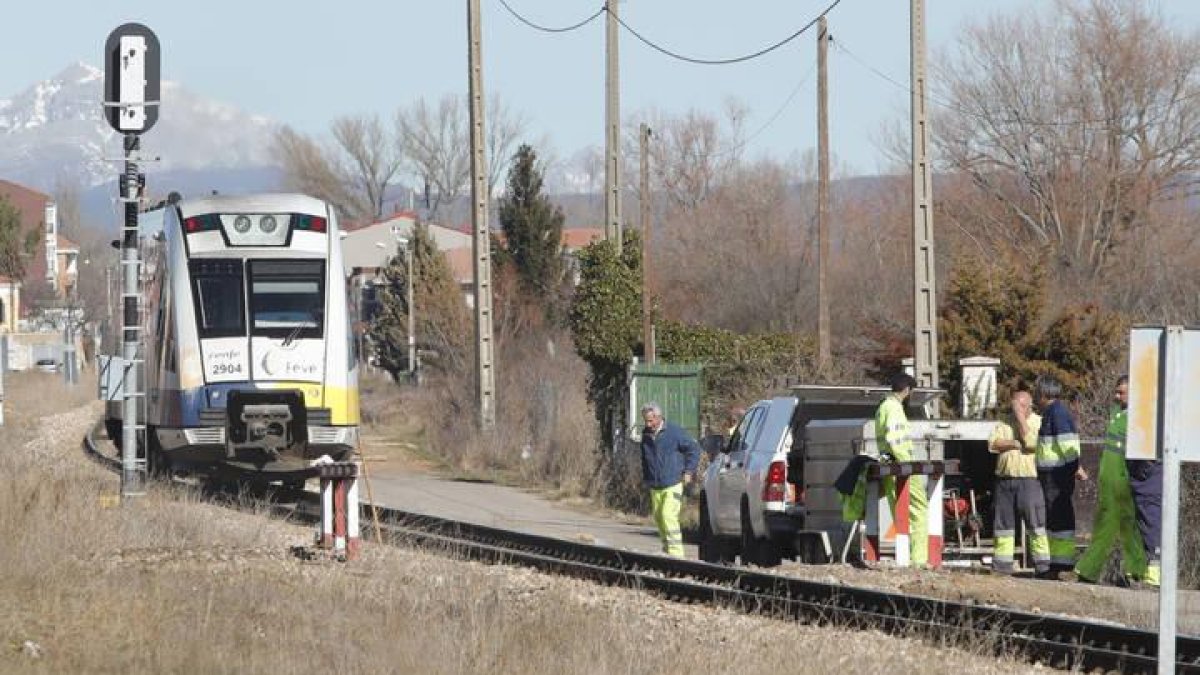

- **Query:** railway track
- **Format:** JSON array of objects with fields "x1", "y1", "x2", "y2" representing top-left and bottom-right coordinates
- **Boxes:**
[{"x1": 83, "y1": 423, "x2": 1198, "y2": 673}]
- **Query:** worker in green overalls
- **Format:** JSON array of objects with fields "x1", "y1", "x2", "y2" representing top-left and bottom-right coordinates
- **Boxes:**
[{"x1": 1074, "y1": 376, "x2": 1146, "y2": 584}]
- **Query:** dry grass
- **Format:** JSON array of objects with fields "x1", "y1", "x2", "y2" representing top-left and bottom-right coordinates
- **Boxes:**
[
  {"x1": 0, "y1": 367, "x2": 1043, "y2": 674},
  {"x1": 374, "y1": 329, "x2": 604, "y2": 501}
]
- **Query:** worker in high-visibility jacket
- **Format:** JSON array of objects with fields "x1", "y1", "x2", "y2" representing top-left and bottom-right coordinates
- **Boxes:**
[
  {"x1": 875, "y1": 373, "x2": 928, "y2": 566},
  {"x1": 988, "y1": 390, "x2": 1050, "y2": 575},
  {"x1": 1074, "y1": 376, "x2": 1146, "y2": 583},
  {"x1": 1035, "y1": 376, "x2": 1087, "y2": 575},
  {"x1": 640, "y1": 402, "x2": 701, "y2": 558}
]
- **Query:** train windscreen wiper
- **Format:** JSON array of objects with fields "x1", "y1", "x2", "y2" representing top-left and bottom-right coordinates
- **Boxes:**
[{"x1": 281, "y1": 308, "x2": 321, "y2": 347}]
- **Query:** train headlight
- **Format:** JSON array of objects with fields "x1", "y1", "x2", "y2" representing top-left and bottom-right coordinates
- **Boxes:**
[{"x1": 219, "y1": 213, "x2": 291, "y2": 246}]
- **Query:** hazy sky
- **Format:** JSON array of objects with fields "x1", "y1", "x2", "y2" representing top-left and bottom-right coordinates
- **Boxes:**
[{"x1": 3, "y1": 1, "x2": 1200, "y2": 177}]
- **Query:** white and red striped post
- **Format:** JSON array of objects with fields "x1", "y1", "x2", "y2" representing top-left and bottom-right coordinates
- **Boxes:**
[
  {"x1": 864, "y1": 475, "x2": 882, "y2": 563},
  {"x1": 317, "y1": 462, "x2": 361, "y2": 561},
  {"x1": 927, "y1": 466, "x2": 944, "y2": 568},
  {"x1": 863, "y1": 460, "x2": 956, "y2": 569}
]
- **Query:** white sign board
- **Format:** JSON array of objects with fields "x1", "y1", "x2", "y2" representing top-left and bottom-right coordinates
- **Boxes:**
[
  {"x1": 1127, "y1": 326, "x2": 1200, "y2": 461},
  {"x1": 1128, "y1": 326, "x2": 1200, "y2": 674},
  {"x1": 103, "y1": 23, "x2": 160, "y2": 134},
  {"x1": 117, "y1": 36, "x2": 148, "y2": 131}
]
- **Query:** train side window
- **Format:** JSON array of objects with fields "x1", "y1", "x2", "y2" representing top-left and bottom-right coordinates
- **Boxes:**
[{"x1": 161, "y1": 283, "x2": 177, "y2": 373}]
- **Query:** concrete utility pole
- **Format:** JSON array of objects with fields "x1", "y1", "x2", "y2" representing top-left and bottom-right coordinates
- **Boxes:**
[
  {"x1": 639, "y1": 123, "x2": 654, "y2": 364},
  {"x1": 816, "y1": 16, "x2": 832, "y2": 372},
  {"x1": 63, "y1": 305, "x2": 77, "y2": 385},
  {"x1": 0, "y1": 335, "x2": 7, "y2": 426},
  {"x1": 405, "y1": 238, "x2": 416, "y2": 381},
  {"x1": 910, "y1": 0, "x2": 939, "y2": 391},
  {"x1": 604, "y1": 0, "x2": 623, "y2": 253},
  {"x1": 467, "y1": 0, "x2": 496, "y2": 430}
]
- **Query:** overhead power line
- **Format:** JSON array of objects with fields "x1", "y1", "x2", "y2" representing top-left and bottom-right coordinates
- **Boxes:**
[
  {"x1": 702, "y1": 60, "x2": 819, "y2": 161},
  {"x1": 611, "y1": 0, "x2": 844, "y2": 66},
  {"x1": 494, "y1": 0, "x2": 604, "y2": 33}
]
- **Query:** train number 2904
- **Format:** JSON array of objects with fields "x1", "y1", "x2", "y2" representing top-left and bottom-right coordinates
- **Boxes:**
[{"x1": 211, "y1": 362, "x2": 243, "y2": 376}]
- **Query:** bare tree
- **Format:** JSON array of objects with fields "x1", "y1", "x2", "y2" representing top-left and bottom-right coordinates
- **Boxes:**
[
  {"x1": 639, "y1": 103, "x2": 747, "y2": 212},
  {"x1": 397, "y1": 95, "x2": 468, "y2": 222},
  {"x1": 53, "y1": 174, "x2": 83, "y2": 239},
  {"x1": 486, "y1": 95, "x2": 530, "y2": 196},
  {"x1": 933, "y1": 0, "x2": 1200, "y2": 279},
  {"x1": 273, "y1": 126, "x2": 368, "y2": 222},
  {"x1": 330, "y1": 115, "x2": 404, "y2": 222},
  {"x1": 397, "y1": 93, "x2": 528, "y2": 222},
  {"x1": 655, "y1": 157, "x2": 812, "y2": 333},
  {"x1": 272, "y1": 113, "x2": 403, "y2": 225}
]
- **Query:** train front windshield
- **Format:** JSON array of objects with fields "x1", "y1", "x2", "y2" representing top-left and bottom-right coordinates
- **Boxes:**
[
  {"x1": 190, "y1": 259, "x2": 325, "y2": 340},
  {"x1": 249, "y1": 260, "x2": 325, "y2": 339}
]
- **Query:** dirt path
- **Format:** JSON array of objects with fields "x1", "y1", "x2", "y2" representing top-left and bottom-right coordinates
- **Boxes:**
[{"x1": 363, "y1": 458, "x2": 690, "y2": 557}]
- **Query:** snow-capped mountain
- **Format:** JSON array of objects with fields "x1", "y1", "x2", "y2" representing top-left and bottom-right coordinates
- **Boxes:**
[{"x1": 0, "y1": 63, "x2": 279, "y2": 192}]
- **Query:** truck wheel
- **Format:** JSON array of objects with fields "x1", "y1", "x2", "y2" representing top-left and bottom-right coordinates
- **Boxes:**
[
  {"x1": 698, "y1": 494, "x2": 732, "y2": 565},
  {"x1": 740, "y1": 501, "x2": 781, "y2": 567},
  {"x1": 145, "y1": 428, "x2": 168, "y2": 479},
  {"x1": 795, "y1": 532, "x2": 829, "y2": 565}
]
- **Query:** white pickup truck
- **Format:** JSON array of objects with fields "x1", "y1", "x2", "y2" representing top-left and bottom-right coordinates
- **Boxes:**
[{"x1": 697, "y1": 385, "x2": 993, "y2": 567}]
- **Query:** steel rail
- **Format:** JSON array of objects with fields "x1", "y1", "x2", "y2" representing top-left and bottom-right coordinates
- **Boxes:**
[
  {"x1": 359, "y1": 506, "x2": 1196, "y2": 673},
  {"x1": 83, "y1": 423, "x2": 1198, "y2": 673}
]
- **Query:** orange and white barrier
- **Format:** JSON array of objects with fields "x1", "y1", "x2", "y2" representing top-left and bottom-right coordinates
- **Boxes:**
[
  {"x1": 315, "y1": 461, "x2": 361, "y2": 561},
  {"x1": 863, "y1": 460, "x2": 957, "y2": 569}
]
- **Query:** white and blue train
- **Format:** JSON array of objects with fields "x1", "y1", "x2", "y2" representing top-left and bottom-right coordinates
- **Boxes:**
[{"x1": 101, "y1": 193, "x2": 360, "y2": 475}]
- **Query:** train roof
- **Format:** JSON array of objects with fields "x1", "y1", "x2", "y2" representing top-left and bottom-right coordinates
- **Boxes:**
[{"x1": 177, "y1": 193, "x2": 330, "y2": 218}]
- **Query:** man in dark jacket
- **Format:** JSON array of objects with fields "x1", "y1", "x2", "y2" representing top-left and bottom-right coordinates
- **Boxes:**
[
  {"x1": 641, "y1": 402, "x2": 701, "y2": 557},
  {"x1": 1035, "y1": 376, "x2": 1087, "y2": 575}
]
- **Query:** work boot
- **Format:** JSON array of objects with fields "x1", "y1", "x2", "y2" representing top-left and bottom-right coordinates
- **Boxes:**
[{"x1": 1038, "y1": 569, "x2": 1085, "y2": 582}]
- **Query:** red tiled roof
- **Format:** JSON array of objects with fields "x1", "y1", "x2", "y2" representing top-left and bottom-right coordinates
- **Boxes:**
[
  {"x1": 56, "y1": 234, "x2": 79, "y2": 252},
  {"x1": 561, "y1": 228, "x2": 603, "y2": 249},
  {"x1": 342, "y1": 210, "x2": 420, "y2": 233}
]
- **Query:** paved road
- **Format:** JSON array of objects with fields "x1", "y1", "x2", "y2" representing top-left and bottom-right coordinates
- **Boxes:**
[{"x1": 362, "y1": 465, "x2": 697, "y2": 558}]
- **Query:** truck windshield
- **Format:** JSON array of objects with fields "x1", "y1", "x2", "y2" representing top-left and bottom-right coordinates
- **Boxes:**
[
  {"x1": 189, "y1": 259, "x2": 245, "y2": 339},
  {"x1": 248, "y1": 260, "x2": 325, "y2": 339}
]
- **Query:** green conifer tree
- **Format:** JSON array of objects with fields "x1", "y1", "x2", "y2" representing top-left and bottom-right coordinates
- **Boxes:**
[
  {"x1": 368, "y1": 223, "x2": 471, "y2": 379},
  {"x1": 0, "y1": 196, "x2": 39, "y2": 327},
  {"x1": 498, "y1": 145, "x2": 565, "y2": 302}
]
